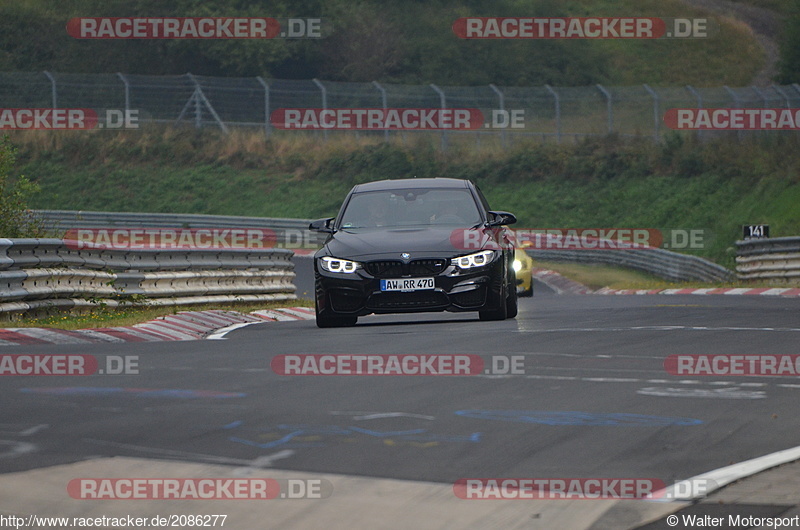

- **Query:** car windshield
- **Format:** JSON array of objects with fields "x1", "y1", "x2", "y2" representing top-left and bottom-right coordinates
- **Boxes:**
[{"x1": 338, "y1": 188, "x2": 482, "y2": 229}]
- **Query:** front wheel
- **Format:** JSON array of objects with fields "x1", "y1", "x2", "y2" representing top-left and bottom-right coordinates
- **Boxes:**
[
  {"x1": 316, "y1": 312, "x2": 358, "y2": 328},
  {"x1": 479, "y1": 277, "x2": 508, "y2": 321},
  {"x1": 315, "y1": 297, "x2": 358, "y2": 328},
  {"x1": 506, "y1": 280, "x2": 519, "y2": 318},
  {"x1": 506, "y1": 272, "x2": 518, "y2": 319}
]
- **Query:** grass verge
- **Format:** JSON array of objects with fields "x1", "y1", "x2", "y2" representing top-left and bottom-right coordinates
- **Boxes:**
[
  {"x1": 534, "y1": 260, "x2": 799, "y2": 291},
  {"x1": 0, "y1": 299, "x2": 314, "y2": 330}
]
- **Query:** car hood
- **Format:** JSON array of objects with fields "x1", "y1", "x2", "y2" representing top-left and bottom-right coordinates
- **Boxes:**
[{"x1": 321, "y1": 226, "x2": 503, "y2": 260}]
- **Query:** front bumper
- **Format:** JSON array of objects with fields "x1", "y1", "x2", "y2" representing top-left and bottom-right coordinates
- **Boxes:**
[{"x1": 315, "y1": 256, "x2": 506, "y2": 317}]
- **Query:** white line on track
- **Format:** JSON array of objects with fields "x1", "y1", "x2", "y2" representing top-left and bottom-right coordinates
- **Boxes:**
[
  {"x1": 206, "y1": 322, "x2": 263, "y2": 340},
  {"x1": 648, "y1": 444, "x2": 800, "y2": 502},
  {"x1": 84, "y1": 438, "x2": 259, "y2": 466}
]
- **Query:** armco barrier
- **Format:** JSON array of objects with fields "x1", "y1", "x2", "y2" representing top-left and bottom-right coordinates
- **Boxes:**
[
  {"x1": 28, "y1": 210, "x2": 738, "y2": 282},
  {"x1": 33, "y1": 209, "x2": 327, "y2": 252},
  {"x1": 526, "y1": 246, "x2": 735, "y2": 283},
  {"x1": 736, "y1": 237, "x2": 800, "y2": 282},
  {"x1": 0, "y1": 238, "x2": 296, "y2": 315}
]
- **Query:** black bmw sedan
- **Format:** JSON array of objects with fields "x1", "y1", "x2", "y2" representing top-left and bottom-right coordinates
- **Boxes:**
[{"x1": 309, "y1": 178, "x2": 519, "y2": 327}]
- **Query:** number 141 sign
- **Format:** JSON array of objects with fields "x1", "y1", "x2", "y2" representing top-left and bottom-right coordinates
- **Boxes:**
[{"x1": 743, "y1": 225, "x2": 769, "y2": 239}]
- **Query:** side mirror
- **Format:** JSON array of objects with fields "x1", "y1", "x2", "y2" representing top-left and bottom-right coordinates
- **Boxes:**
[
  {"x1": 309, "y1": 217, "x2": 335, "y2": 233},
  {"x1": 487, "y1": 211, "x2": 517, "y2": 227}
]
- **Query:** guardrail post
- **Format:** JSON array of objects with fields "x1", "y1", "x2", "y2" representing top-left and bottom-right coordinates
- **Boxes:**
[
  {"x1": 43, "y1": 71, "x2": 57, "y2": 109},
  {"x1": 596, "y1": 84, "x2": 613, "y2": 134},
  {"x1": 372, "y1": 81, "x2": 389, "y2": 142},
  {"x1": 256, "y1": 76, "x2": 270, "y2": 137},
  {"x1": 430, "y1": 83, "x2": 447, "y2": 151},
  {"x1": 312, "y1": 78, "x2": 328, "y2": 141},
  {"x1": 643, "y1": 84, "x2": 660, "y2": 141}
]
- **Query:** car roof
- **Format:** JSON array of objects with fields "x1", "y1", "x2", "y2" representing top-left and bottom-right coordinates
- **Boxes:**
[{"x1": 350, "y1": 178, "x2": 472, "y2": 192}]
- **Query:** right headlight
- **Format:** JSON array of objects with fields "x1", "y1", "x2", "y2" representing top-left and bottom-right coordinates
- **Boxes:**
[
  {"x1": 319, "y1": 256, "x2": 360, "y2": 273},
  {"x1": 451, "y1": 250, "x2": 496, "y2": 269}
]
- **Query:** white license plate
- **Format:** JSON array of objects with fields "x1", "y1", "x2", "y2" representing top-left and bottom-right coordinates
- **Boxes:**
[{"x1": 380, "y1": 277, "x2": 435, "y2": 292}]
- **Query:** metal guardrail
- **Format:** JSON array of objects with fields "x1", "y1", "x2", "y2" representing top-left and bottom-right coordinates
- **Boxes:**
[
  {"x1": 34, "y1": 209, "x2": 313, "y2": 231},
  {"x1": 526, "y1": 246, "x2": 735, "y2": 283},
  {"x1": 0, "y1": 238, "x2": 296, "y2": 315},
  {"x1": 736, "y1": 237, "x2": 800, "y2": 282},
  {"x1": 29, "y1": 210, "x2": 738, "y2": 285},
  {"x1": 33, "y1": 209, "x2": 327, "y2": 248}
]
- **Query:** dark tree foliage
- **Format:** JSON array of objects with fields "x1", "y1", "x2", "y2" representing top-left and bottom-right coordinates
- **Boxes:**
[
  {"x1": 777, "y1": 2, "x2": 800, "y2": 84},
  {"x1": 0, "y1": 0, "x2": 608, "y2": 86},
  {"x1": 0, "y1": 137, "x2": 43, "y2": 238}
]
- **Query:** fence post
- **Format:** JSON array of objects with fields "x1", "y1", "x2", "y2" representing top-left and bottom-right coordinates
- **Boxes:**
[
  {"x1": 685, "y1": 85, "x2": 702, "y2": 108},
  {"x1": 544, "y1": 84, "x2": 561, "y2": 144},
  {"x1": 312, "y1": 78, "x2": 328, "y2": 141},
  {"x1": 43, "y1": 71, "x2": 57, "y2": 109},
  {"x1": 772, "y1": 85, "x2": 791, "y2": 108},
  {"x1": 187, "y1": 73, "x2": 229, "y2": 134},
  {"x1": 489, "y1": 84, "x2": 507, "y2": 148},
  {"x1": 372, "y1": 81, "x2": 389, "y2": 142},
  {"x1": 685, "y1": 85, "x2": 703, "y2": 140},
  {"x1": 723, "y1": 85, "x2": 742, "y2": 140},
  {"x1": 596, "y1": 84, "x2": 613, "y2": 134},
  {"x1": 430, "y1": 84, "x2": 447, "y2": 151},
  {"x1": 256, "y1": 76, "x2": 270, "y2": 138},
  {"x1": 643, "y1": 84, "x2": 659, "y2": 141},
  {"x1": 117, "y1": 72, "x2": 130, "y2": 115},
  {"x1": 751, "y1": 86, "x2": 768, "y2": 107}
]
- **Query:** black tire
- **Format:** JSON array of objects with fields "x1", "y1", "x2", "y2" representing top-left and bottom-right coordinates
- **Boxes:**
[
  {"x1": 316, "y1": 313, "x2": 358, "y2": 328},
  {"x1": 506, "y1": 280, "x2": 518, "y2": 319},
  {"x1": 479, "y1": 275, "x2": 508, "y2": 321},
  {"x1": 505, "y1": 267, "x2": 518, "y2": 318},
  {"x1": 315, "y1": 297, "x2": 357, "y2": 328}
]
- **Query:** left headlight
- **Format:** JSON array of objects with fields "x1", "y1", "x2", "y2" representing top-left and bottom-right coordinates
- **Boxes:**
[
  {"x1": 319, "y1": 256, "x2": 360, "y2": 273},
  {"x1": 451, "y1": 250, "x2": 496, "y2": 269},
  {"x1": 513, "y1": 259, "x2": 522, "y2": 272}
]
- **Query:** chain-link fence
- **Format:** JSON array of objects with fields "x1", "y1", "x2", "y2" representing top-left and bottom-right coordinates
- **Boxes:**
[{"x1": 2, "y1": 71, "x2": 800, "y2": 149}]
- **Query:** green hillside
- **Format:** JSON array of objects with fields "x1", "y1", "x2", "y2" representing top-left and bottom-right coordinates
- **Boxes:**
[{"x1": 10, "y1": 129, "x2": 800, "y2": 269}]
